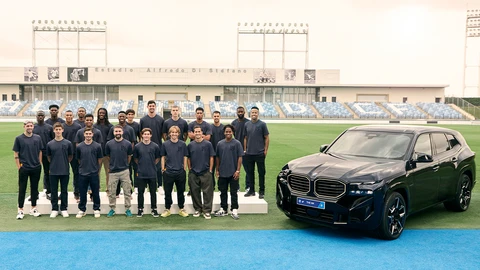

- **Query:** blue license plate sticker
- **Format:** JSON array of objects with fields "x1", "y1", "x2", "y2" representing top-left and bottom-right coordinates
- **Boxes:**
[{"x1": 297, "y1": 197, "x2": 325, "y2": 209}]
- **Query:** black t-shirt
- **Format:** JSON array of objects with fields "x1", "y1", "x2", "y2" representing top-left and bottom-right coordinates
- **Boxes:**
[
  {"x1": 75, "y1": 127, "x2": 103, "y2": 145},
  {"x1": 46, "y1": 117, "x2": 65, "y2": 126},
  {"x1": 93, "y1": 122, "x2": 113, "y2": 155},
  {"x1": 105, "y1": 139, "x2": 133, "y2": 173},
  {"x1": 33, "y1": 123, "x2": 53, "y2": 154},
  {"x1": 62, "y1": 122, "x2": 82, "y2": 151},
  {"x1": 107, "y1": 124, "x2": 136, "y2": 143},
  {"x1": 162, "y1": 118, "x2": 188, "y2": 141},
  {"x1": 76, "y1": 141, "x2": 103, "y2": 176},
  {"x1": 216, "y1": 139, "x2": 244, "y2": 177},
  {"x1": 231, "y1": 118, "x2": 250, "y2": 148},
  {"x1": 134, "y1": 142, "x2": 161, "y2": 179},
  {"x1": 211, "y1": 123, "x2": 225, "y2": 151},
  {"x1": 127, "y1": 121, "x2": 141, "y2": 143},
  {"x1": 160, "y1": 140, "x2": 188, "y2": 174},
  {"x1": 46, "y1": 139, "x2": 73, "y2": 175},
  {"x1": 12, "y1": 134, "x2": 43, "y2": 169},
  {"x1": 245, "y1": 120, "x2": 269, "y2": 155},
  {"x1": 187, "y1": 140, "x2": 215, "y2": 174},
  {"x1": 73, "y1": 119, "x2": 85, "y2": 128},
  {"x1": 140, "y1": 114, "x2": 164, "y2": 146}
]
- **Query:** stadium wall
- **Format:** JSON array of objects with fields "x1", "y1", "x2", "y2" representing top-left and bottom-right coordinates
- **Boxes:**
[{"x1": 119, "y1": 85, "x2": 223, "y2": 102}]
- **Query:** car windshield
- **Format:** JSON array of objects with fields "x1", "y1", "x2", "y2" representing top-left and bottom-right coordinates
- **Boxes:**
[{"x1": 327, "y1": 130, "x2": 413, "y2": 160}]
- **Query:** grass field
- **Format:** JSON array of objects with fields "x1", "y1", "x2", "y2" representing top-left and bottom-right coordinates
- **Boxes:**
[{"x1": 1, "y1": 122, "x2": 480, "y2": 232}]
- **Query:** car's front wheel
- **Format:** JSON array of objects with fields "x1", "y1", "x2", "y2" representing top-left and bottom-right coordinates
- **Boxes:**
[
  {"x1": 444, "y1": 174, "x2": 472, "y2": 212},
  {"x1": 378, "y1": 192, "x2": 407, "y2": 240}
]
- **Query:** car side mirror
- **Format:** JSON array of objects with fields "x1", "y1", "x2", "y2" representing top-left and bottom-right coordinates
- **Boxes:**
[{"x1": 319, "y1": 144, "x2": 329, "y2": 153}]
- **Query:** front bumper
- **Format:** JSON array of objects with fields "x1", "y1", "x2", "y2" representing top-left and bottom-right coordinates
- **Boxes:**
[{"x1": 276, "y1": 178, "x2": 384, "y2": 230}]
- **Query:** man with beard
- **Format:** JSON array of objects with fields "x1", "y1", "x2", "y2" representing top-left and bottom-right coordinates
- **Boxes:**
[
  {"x1": 210, "y1": 110, "x2": 224, "y2": 191},
  {"x1": 215, "y1": 124, "x2": 243, "y2": 220},
  {"x1": 139, "y1": 100, "x2": 164, "y2": 194},
  {"x1": 231, "y1": 106, "x2": 250, "y2": 192},
  {"x1": 134, "y1": 128, "x2": 161, "y2": 218},
  {"x1": 33, "y1": 110, "x2": 53, "y2": 200},
  {"x1": 126, "y1": 109, "x2": 140, "y2": 194},
  {"x1": 76, "y1": 128, "x2": 103, "y2": 218},
  {"x1": 107, "y1": 111, "x2": 135, "y2": 197},
  {"x1": 105, "y1": 125, "x2": 133, "y2": 217},
  {"x1": 74, "y1": 107, "x2": 86, "y2": 127},
  {"x1": 13, "y1": 120, "x2": 43, "y2": 219},
  {"x1": 62, "y1": 110, "x2": 82, "y2": 201},
  {"x1": 188, "y1": 107, "x2": 212, "y2": 141},
  {"x1": 94, "y1": 108, "x2": 112, "y2": 193},
  {"x1": 188, "y1": 126, "x2": 215, "y2": 219},
  {"x1": 243, "y1": 106, "x2": 269, "y2": 199},
  {"x1": 45, "y1": 104, "x2": 65, "y2": 125},
  {"x1": 47, "y1": 123, "x2": 73, "y2": 218},
  {"x1": 162, "y1": 105, "x2": 188, "y2": 142}
]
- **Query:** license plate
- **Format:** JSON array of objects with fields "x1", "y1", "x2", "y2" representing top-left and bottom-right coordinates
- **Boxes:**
[{"x1": 297, "y1": 197, "x2": 325, "y2": 209}]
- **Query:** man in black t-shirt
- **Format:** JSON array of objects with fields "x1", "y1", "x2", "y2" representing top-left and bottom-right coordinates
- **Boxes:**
[
  {"x1": 105, "y1": 125, "x2": 134, "y2": 217},
  {"x1": 231, "y1": 106, "x2": 250, "y2": 192},
  {"x1": 160, "y1": 126, "x2": 189, "y2": 218},
  {"x1": 94, "y1": 108, "x2": 113, "y2": 192},
  {"x1": 13, "y1": 120, "x2": 43, "y2": 219},
  {"x1": 34, "y1": 110, "x2": 53, "y2": 199},
  {"x1": 139, "y1": 100, "x2": 164, "y2": 193},
  {"x1": 47, "y1": 123, "x2": 73, "y2": 218},
  {"x1": 210, "y1": 110, "x2": 225, "y2": 191},
  {"x1": 45, "y1": 104, "x2": 65, "y2": 125},
  {"x1": 76, "y1": 128, "x2": 103, "y2": 218},
  {"x1": 63, "y1": 110, "x2": 82, "y2": 201},
  {"x1": 134, "y1": 128, "x2": 161, "y2": 218}
]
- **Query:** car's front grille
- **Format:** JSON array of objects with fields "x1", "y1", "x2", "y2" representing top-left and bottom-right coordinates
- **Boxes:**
[
  {"x1": 288, "y1": 174, "x2": 310, "y2": 193},
  {"x1": 296, "y1": 205, "x2": 334, "y2": 222},
  {"x1": 314, "y1": 179, "x2": 346, "y2": 199}
]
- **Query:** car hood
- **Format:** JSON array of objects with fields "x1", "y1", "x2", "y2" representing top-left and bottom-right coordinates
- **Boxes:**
[{"x1": 287, "y1": 153, "x2": 405, "y2": 182}]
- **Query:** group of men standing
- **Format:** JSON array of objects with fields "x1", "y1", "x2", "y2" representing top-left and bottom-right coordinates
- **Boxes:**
[{"x1": 13, "y1": 100, "x2": 269, "y2": 221}]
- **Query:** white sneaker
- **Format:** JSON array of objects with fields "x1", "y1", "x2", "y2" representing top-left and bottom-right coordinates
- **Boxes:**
[
  {"x1": 231, "y1": 209, "x2": 239, "y2": 220},
  {"x1": 134, "y1": 187, "x2": 138, "y2": 194},
  {"x1": 94, "y1": 210, "x2": 101, "y2": 218},
  {"x1": 215, "y1": 208, "x2": 227, "y2": 217},
  {"x1": 61, "y1": 210, "x2": 69, "y2": 218},
  {"x1": 158, "y1": 186, "x2": 164, "y2": 195},
  {"x1": 50, "y1": 210, "x2": 58, "y2": 218},
  {"x1": 16, "y1": 210, "x2": 24, "y2": 220},
  {"x1": 29, "y1": 208, "x2": 41, "y2": 217},
  {"x1": 76, "y1": 211, "x2": 86, "y2": 218}
]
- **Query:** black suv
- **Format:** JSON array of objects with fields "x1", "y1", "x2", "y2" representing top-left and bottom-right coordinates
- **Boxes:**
[{"x1": 277, "y1": 125, "x2": 476, "y2": 239}]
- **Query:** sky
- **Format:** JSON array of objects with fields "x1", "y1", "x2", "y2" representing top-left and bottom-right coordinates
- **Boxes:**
[{"x1": 1, "y1": 0, "x2": 480, "y2": 97}]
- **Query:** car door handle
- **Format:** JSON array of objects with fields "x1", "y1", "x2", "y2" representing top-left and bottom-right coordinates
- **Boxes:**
[
  {"x1": 432, "y1": 165, "x2": 439, "y2": 172},
  {"x1": 451, "y1": 157, "x2": 457, "y2": 162}
]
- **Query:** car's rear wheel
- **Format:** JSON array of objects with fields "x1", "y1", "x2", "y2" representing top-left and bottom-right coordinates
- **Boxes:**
[
  {"x1": 444, "y1": 174, "x2": 472, "y2": 212},
  {"x1": 378, "y1": 192, "x2": 406, "y2": 240}
]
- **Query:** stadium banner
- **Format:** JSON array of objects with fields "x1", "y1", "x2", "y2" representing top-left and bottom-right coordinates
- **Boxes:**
[
  {"x1": 48, "y1": 67, "x2": 59, "y2": 82},
  {"x1": 284, "y1": 69, "x2": 296, "y2": 81},
  {"x1": 24, "y1": 67, "x2": 38, "y2": 82},
  {"x1": 67, "y1": 67, "x2": 88, "y2": 82},
  {"x1": 304, "y1": 69, "x2": 316, "y2": 84},
  {"x1": 253, "y1": 69, "x2": 276, "y2": 83}
]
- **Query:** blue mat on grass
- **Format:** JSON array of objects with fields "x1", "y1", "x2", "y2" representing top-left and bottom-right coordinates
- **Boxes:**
[{"x1": 1, "y1": 229, "x2": 479, "y2": 270}]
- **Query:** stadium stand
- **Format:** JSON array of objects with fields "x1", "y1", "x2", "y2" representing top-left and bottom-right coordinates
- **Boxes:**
[
  {"x1": 381, "y1": 102, "x2": 427, "y2": 119},
  {"x1": 23, "y1": 100, "x2": 63, "y2": 116},
  {"x1": 137, "y1": 100, "x2": 164, "y2": 117},
  {"x1": 312, "y1": 102, "x2": 353, "y2": 118},
  {"x1": 244, "y1": 102, "x2": 280, "y2": 117},
  {"x1": 0, "y1": 100, "x2": 28, "y2": 116},
  {"x1": 174, "y1": 100, "x2": 204, "y2": 118},
  {"x1": 103, "y1": 100, "x2": 134, "y2": 117},
  {"x1": 62, "y1": 100, "x2": 98, "y2": 116},
  {"x1": 346, "y1": 102, "x2": 390, "y2": 119},
  {"x1": 278, "y1": 102, "x2": 315, "y2": 118},
  {"x1": 416, "y1": 102, "x2": 464, "y2": 119},
  {"x1": 209, "y1": 101, "x2": 238, "y2": 117}
]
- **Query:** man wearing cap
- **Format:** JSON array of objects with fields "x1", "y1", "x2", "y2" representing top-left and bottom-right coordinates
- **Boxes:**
[{"x1": 45, "y1": 104, "x2": 65, "y2": 125}]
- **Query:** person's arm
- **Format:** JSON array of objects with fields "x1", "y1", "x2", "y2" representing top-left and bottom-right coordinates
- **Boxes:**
[
  {"x1": 14, "y1": 152, "x2": 21, "y2": 169},
  {"x1": 97, "y1": 158, "x2": 102, "y2": 172},
  {"x1": 39, "y1": 151, "x2": 43, "y2": 165},
  {"x1": 183, "y1": 156, "x2": 187, "y2": 171},
  {"x1": 162, "y1": 132, "x2": 167, "y2": 142},
  {"x1": 215, "y1": 156, "x2": 220, "y2": 177},
  {"x1": 234, "y1": 156, "x2": 242, "y2": 180},
  {"x1": 68, "y1": 155, "x2": 73, "y2": 163},
  {"x1": 209, "y1": 156, "x2": 213, "y2": 173},
  {"x1": 187, "y1": 157, "x2": 191, "y2": 170},
  {"x1": 244, "y1": 136, "x2": 248, "y2": 153},
  {"x1": 204, "y1": 134, "x2": 211, "y2": 141},
  {"x1": 264, "y1": 135, "x2": 270, "y2": 156},
  {"x1": 161, "y1": 156, "x2": 166, "y2": 172},
  {"x1": 127, "y1": 155, "x2": 131, "y2": 164}
]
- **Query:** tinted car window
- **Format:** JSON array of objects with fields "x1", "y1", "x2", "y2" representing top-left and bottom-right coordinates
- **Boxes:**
[
  {"x1": 413, "y1": 133, "x2": 431, "y2": 157},
  {"x1": 432, "y1": 133, "x2": 450, "y2": 155},
  {"x1": 446, "y1": 134, "x2": 461, "y2": 149}
]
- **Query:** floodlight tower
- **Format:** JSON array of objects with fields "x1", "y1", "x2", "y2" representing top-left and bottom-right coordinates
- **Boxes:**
[
  {"x1": 236, "y1": 22, "x2": 309, "y2": 69},
  {"x1": 32, "y1": 20, "x2": 108, "y2": 66}
]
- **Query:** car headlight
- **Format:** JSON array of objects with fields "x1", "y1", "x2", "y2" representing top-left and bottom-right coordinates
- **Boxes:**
[
  {"x1": 278, "y1": 164, "x2": 290, "y2": 184},
  {"x1": 349, "y1": 180, "x2": 382, "y2": 196}
]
